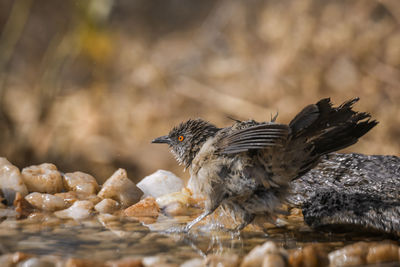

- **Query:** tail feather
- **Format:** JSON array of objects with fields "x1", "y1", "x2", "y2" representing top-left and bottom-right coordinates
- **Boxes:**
[{"x1": 288, "y1": 98, "x2": 378, "y2": 175}]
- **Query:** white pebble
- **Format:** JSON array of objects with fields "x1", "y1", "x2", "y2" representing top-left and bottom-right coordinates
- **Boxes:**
[
  {"x1": 0, "y1": 158, "x2": 28, "y2": 203},
  {"x1": 54, "y1": 200, "x2": 93, "y2": 220},
  {"x1": 63, "y1": 171, "x2": 99, "y2": 195},
  {"x1": 21, "y1": 163, "x2": 63, "y2": 194},
  {"x1": 97, "y1": 168, "x2": 143, "y2": 208},
  {"x1": 137, "y1": 170, "x2": 184, "y2": 198},
  {"x1": 25, "y1": 192, "x2": 65, "y2": 212}
]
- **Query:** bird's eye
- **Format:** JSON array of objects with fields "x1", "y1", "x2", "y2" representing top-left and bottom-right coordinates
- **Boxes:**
[{"x1": 178, "y1": 135, "x2": 184, "y2": 142}]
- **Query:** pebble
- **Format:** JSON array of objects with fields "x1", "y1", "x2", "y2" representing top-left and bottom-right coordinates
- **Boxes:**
[
  {"x1": 98, "y1": 169, "x2": 143, "y2": 208},
  {"x1": 156, "y1": 188, "x2": 192, "y2": 216},
  {"x1": 17, "y1": 257, "x2": 55, "y2": 267},
  {"x1": 105, "y1": 257, "x2": 143, "y2": 267},
  {"x1": 180, "y1": 258, "x2": 203, "y2": 267},
  {"x1": 25, "y1": 192, "x2": 65, "y2": 212},
  {"x1": 137, "y1": 170, "x2": 184, "y2": 198},
  {"x1": 205, "y1": 254, "x2": 240, "y2": 267},
  {"x1": 366, "y1": 243, "x2": 399, "y2": 264},
  {"x1": 289, "y1": 244, "x2": 329, "y2": 267},
  {"x1": 65, "y1": 258, "x2": 105, "y2": 267},
  {"x1": 241, "y1": 241, "x2": 287, "y2": 267},
  {"x1": 95, "y1": 198, "x2": 120, "y2": 214},
  {"x1": 0, "y1": 252, "x2": 32, "y2": 266},
  {"x1": 0, "y1": 157, "x2": 28, "y2": 203},
  {"x1": 328, "y1": 242, "x2": 369, "y2": 266},
  {"x1": 14, "y1": 192, "x2": 34, "y2": 218},
  {"x1": 54, "y1": 191, "x2": 79, "y2": 206},
  {"x1": 124, "y1": 197, "x2": 160, "y2": 219},
  {"x1": 63, "y1": 171, "x2": 99, "y2": 195},
  {"x1": 21, "y1": 163, "x2": 63, "y2": 194},
  {"x1": 54, "y1": 200, "x2": 94, "y2": 220}
]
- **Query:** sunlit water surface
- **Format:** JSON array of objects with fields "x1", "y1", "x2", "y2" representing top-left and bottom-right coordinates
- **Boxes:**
[{"x1": 0, "y1": 213, "x2": 393, "y2": 264}]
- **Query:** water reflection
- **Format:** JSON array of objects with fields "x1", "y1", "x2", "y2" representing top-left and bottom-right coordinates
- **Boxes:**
[{"x1": 0, "y1": 213, "x2": 395, "y2": 264}]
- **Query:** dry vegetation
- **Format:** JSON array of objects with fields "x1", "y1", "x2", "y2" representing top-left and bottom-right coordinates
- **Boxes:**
[{"x1": 0, "y1": 0, "x2": 399, "y2": 183}]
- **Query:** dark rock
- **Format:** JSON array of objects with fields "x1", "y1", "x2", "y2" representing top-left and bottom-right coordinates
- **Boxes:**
[{"x1": 289, "y1": 153, "x2": 400, "y2": 236}]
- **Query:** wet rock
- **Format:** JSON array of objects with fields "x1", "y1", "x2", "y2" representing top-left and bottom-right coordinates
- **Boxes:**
[
  {"x1": 142, "y1": 256, "x2": 177, "y2": 267},
  {"x1": 290, "y1": 153, "x2": 400, "y2": 236},
  {"x1": 25, "y1": 192, "x2": 65, "y2": 212},
  {"x1": 95, "y1": 198, "x2": 120, "y2": 214},
  {"x1": 366, "y1": 243, "x2": 399, "y2": 264},
  {"x1": 156, "y1": 188, "x2": 195, "y2": 216},
  {"x1": 137, "y1": 170, "x2": 184, "y2": 198},
  {"x1": 54, "y1": 200, "x2": 93, "y2": 220},
  {"x1": 54, "y1": 191, "x2": 79, "y2": 207},
  {"x1": 54, "y1": 191, "x2": 101, "y2": 207},
  {"x1": 17, "y1": 257, "x2": 55, "y2": 267},
  {"x1": 328, "y1": 242, "x2": 369, "y2": 266},
  {"x1": 21, "y1": 163, "x2": 63, "y2": 194},
  {"x1": 65, "y1": 258, "x2": 105, "y2": 267},
  {"x1": 63, "y1": 171, "x2": 99, "y2": 195},
  {"x1": 180, "y1": 258, "x2": 203, "y2": 267},
  {"x1": 241, "y1": 241, "x2": 287, "y2": 267},
  {"x1": 205, "y1": 254, "x2": 240, "y2": 267},
  {"x1": 98, "y1": 169, "x2": 143, "y2": 208},
  {"x1": 289, "y1": 244, "x2": 329, "y2": 267},
  {"x1": 0, "y1": 157, "x2": 28, "y2": 203},
  {"x1": 124, "y1": 197, "x2": 159, "y2": 224},
  {"x1": 0, "y1": 252, "x2": 33, "y2": 266},
  {"x1": 14, "y1": 192, "x2": 34, "y2": 218},
  {"x1": 105, "y1": 257, "x2": 143, "y2": 267}
]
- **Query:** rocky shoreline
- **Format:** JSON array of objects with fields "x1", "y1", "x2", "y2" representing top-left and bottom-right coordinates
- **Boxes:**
[{"x1": 0, "y1": 155, "x2": 399, "y2": 266}]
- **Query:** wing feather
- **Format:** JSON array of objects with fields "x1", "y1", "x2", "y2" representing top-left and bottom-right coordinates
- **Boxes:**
[{"x1": 217, "y1": 123, "x2": 290, "y2": 154}]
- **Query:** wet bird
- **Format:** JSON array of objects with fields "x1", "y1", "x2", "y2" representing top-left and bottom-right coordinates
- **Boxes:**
[{"x1": 152, "y1": 98, "x2": 377, "y2": 231}]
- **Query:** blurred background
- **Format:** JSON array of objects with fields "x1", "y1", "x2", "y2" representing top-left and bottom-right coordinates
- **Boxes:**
[{"x1": 0, "y1": 0, "x2": 399, "y2": 183}]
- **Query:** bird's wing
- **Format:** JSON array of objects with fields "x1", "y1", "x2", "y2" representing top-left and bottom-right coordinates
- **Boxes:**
[{"x1": 217, "y1": 123, "x2": 290, "y2": 154}]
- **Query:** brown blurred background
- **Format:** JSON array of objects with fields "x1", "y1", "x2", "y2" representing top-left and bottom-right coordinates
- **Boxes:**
[{"x1": 0, "y1": 0, "x2": 399, "y2": 184}]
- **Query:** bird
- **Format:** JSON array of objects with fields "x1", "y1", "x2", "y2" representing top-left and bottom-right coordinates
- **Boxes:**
[{"x1": 151, "y1": 98, "x2": 378, "y2": 232}]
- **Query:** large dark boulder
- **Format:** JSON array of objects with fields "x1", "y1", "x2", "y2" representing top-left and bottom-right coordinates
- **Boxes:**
[{"x1": 289, "y1": 153, "x2": 400, "y2": 236}]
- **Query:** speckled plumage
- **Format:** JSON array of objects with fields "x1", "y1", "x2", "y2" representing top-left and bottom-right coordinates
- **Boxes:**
[{"x1": 152, "y1": 98, "x2": 378, "y2": 231}]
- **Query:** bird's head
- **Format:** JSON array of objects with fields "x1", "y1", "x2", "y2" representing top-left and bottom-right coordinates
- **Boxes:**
[{"x1": 152, "y1": 119, "x2": 219, "y2": 168}]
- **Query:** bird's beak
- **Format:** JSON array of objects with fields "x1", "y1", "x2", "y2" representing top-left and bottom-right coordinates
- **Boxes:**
[{"x1": 151, "y1": 135, "x2": 171, "y2": 144}]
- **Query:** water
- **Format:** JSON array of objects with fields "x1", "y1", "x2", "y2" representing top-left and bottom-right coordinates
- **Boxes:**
[{"x1": 0, "y1": 212, "x2": 393, "y2": 264}]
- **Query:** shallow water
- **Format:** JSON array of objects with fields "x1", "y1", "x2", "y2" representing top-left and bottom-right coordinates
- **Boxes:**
[{"x1": 0, "y1": 212, "x2": 394, "y2": 264}]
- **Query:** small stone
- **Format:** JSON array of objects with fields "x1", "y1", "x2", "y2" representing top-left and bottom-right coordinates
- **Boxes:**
[
  {"x1": 21, "y1": 163, "x2": 63, "y2": 194},
  {"x1": 142, "y1": 256, "x2": 177, "y2": 267},
  {"x1": 289, "y1": 244, "x2": 329, "y2": 267},
  {"x1": 241, "y1": 241, "x2": 287, "y2": 267},
  {"x1": 156, "y1": 188, "x2": 192, "y2": 216},
  {"x1": 18, "y1": 257, "x2": 55, "y2": 267},
  {"x1": 65, "y1": 258, "x2": 105, "y2": 267},
  {"x1": 137, "y1": 170, "x2": 184, "y2": 198},
  {"x1": 366, "y1": 243, "x2": 399, "y2": 264},
  {"x1": 0, "y1": 252, "x2": 33, "y2": 266},
  {"x1": 262, "y1": 254, "x2": 286, "y2": 267},
  {"x1": 95, "y1": 198, "x2": 120, "y2": 214},
  {"x1": 124, "y1": 197, "x2": 159, "y2": 218},
  {"x1": 54, "y1": 191, "x2": 79, "y2": 207},
  {"x1": 0, "y1": 157, "x2": 28, "y2": 203},
  {"x1": 14, "y1": 192, "x2": 34, "y2": 218},
  {"x1": 205, "y1": 254, "x2": 240, "y2": 267},
  {"x1": 98, "y1": 169, "x2": 143, "y2": 208},
  {"x1": 63, "y1": 171, "x2": 99, "y2": 195},
  {"x1": 180, "y1": 258, "x2": 203, "y2": 267},
  {"x1": 25, "y1": 192, "x2": 65, "y2": 212},
  {"x1": 104, "y1": 257, "x2": 142, "y2": 267},
  {"x1": 328, "y1": 242, "x2": 369, "y2": 266},
  {"x1": 54, "y1": 200, "x2": 93, "y2": 220}
]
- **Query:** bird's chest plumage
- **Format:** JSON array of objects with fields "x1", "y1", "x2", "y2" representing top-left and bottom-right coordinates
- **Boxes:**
[{"x1": 189, "y1": 137, "x2": 261, "y2": 199}]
